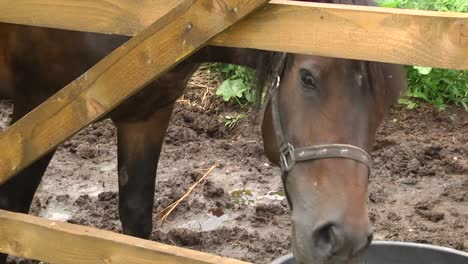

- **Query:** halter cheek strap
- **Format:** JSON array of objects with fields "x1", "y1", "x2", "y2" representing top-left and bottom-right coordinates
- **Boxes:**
[{"x1": 263, "y1": 53, "x2": 372, "y2": 207}]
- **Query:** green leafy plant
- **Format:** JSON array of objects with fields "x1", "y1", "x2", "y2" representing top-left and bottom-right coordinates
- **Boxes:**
[
  {"x1": 231, "y1": 189, "x2": 255, "y2": 206},
  {"x1": 212, "y1": 63, "x2": 256, "y2": 107},
  {"x1": 377, "y1": 0, "x2": 468, "y2": 110},
  {"x1": 403, "y1": 66, "x2": 468, "y2": 110},
  {"x1": 218, "y1": 113, "x2": 246, "y2": 129},
  {"x1": 377, "y1": 0, "x2": 468, "y2": 11}
]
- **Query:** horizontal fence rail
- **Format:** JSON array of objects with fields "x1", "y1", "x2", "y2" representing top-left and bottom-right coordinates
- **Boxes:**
[
  {"x1": 0, "y1": 0, "x2": 467, "y2": 69},
  {"x1": 0, "y1": 209, "x2": 251, "y2": 264}
]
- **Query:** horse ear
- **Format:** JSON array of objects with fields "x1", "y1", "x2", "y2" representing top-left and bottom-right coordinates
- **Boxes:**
[{"x1": 254, "y1": 52, "x2": 288, "y2": 108}]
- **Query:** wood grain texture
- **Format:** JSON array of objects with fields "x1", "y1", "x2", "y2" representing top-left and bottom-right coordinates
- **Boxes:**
[
  {"x1": 0, "y1": 0, "x2": 270, "y2": 183},
  {"x1": 213, "y1": 1, "x2": 468, "y2": 69},
  {"x1": 0, "y1": 0, "x2": 467, "y2": 69},
  {"x1": 0, "y1": 209, "x2": 251, "y2": 264},
  {"x1": 0, "y1": 0, "x2": 185, "y2": 36}
]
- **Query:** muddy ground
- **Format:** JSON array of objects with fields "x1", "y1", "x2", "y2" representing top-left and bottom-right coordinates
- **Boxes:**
[{"x1": 0, "y1": 74, "x2": 467, "y2": 263}]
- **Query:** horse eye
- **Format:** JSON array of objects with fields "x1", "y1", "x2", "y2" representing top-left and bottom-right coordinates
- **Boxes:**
[{"x1": 300, "y1": 69, "x2": 317, "y2": 90}]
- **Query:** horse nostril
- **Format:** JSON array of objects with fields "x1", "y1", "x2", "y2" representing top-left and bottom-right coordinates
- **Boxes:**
[
  {"x1": 313, "y1": 223, "x2": 373, "y2": 257},
  {"x1": 313, "y1": 223, "x2": 344, "y2": 256}
]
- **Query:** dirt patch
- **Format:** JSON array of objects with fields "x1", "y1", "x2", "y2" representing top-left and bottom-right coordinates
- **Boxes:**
[
  {"x1": 369, "y1": 106, "x2": 468, "y2": 251},
  {"x1": 1, "y1": 90, "x2": 467, "y2": 263}
]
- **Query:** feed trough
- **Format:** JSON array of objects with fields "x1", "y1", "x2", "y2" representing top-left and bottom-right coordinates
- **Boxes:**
[{"x1": 271, "y1": 241, "x2": 468, "y2": 264}]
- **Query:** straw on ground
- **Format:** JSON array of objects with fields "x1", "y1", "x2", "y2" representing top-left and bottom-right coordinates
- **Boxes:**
[{"x1": 156, "y1": 163, "x2": 218, "y2": 222}]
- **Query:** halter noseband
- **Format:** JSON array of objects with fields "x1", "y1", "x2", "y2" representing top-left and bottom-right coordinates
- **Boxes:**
[{"x1": 265, "y1": 53, "x2": 372, "y2": 182}]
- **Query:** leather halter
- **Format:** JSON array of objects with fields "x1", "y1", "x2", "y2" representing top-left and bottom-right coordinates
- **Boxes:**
[{"x1": 263, "y1": 53, "x2": 372, "y2": 189}]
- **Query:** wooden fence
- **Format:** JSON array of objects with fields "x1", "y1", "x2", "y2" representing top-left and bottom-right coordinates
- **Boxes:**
[
  {"x1": 0, "y1": 209, "x2": 249, "y2": 264},
  {"x1": 1, "y1": 0, "x2": 467, "y2": 69},
  {"x1": 0, "y1": 0, "x2": 467, "y2": 263}
]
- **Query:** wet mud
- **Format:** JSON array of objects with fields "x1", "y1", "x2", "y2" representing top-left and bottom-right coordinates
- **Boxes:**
[{"x1": 0, "y1": 95, "x2": 466, "y2": 263}]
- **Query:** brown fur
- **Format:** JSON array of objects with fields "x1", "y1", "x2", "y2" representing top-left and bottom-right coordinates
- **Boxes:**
[{"x1": 0, "y1": 0, "x2": 406, "y2": 263}]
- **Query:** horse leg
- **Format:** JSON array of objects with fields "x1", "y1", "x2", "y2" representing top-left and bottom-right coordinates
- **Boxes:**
[
  {"x1": 114, "y1": 102, "x2": 174, "y2": 239},
  {"x1": 0, "y1": 102, "x2": 56, "y2": 264}
]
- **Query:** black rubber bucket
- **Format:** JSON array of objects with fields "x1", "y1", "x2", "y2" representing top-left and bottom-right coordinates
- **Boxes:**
[{"x1": 271, "y1": 241, "x2": 468, "y2": 264}]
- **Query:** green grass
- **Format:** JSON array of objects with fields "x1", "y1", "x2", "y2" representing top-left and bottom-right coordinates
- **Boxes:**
[
  {"x1": 218, "y1": 113, "x2": 246, "y2": 130},
  {"x1": 377, "y1": 0, "x2": 468, "y2": 110},
  {"x1": 378, "y1": 0, "x2": 468, "y2": 11}
]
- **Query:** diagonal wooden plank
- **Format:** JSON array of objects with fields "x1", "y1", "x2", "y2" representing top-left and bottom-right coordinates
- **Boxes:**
[
  {"x1": 0, "y1": 0, "x2": 270, "y2": 183},
  {"x1": 0, "y1": 209, "x2": 251, "y2": 264},
  {"x1": 0, "y1": 0, "x2": 467, "y2": 69}
]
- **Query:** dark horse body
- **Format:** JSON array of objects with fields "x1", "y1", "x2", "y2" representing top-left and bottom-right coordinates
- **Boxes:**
[{"x1": 0, "y1": 1, "x2": 406, "y2": 263}]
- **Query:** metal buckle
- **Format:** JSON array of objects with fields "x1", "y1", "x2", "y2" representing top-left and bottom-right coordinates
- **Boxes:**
[
  {"x1": 280, "y1": 143, "x2": 295, "y2": 173},
  {"x1": 273, "y1": 75, "x2": 280, "y2": 90}
]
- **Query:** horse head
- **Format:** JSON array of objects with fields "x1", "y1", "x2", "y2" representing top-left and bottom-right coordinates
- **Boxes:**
[{"x1": 260, "y1": 21, "x2": 406, "y2": 263}]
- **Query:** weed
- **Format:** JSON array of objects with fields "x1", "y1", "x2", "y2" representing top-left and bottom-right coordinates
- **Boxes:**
[
  {"x1": 218, "y1": 113, "x2": 246, "y2": 129},
  {"x1": 404, "y1": 66, "x2": 468, "y2": 110},
  {"x1": 231, "y1": 189, "x2": 255, "y2": 205},
  {"x1": 378, "y1": 0, "x2": 468, "y2": 12},
  {"x1": 211, "y1": 63, "x2": 256, "y2": 107}
]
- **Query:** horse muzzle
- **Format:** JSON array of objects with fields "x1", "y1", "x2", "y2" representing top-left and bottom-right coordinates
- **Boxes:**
[{"x1": 291, "y1": 210, "x2": 372, "y2": 264}]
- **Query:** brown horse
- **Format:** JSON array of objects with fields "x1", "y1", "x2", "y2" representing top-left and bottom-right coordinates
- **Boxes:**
[{"x1": 0, "y1": 0, "x2": 406, "y2": 263}]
